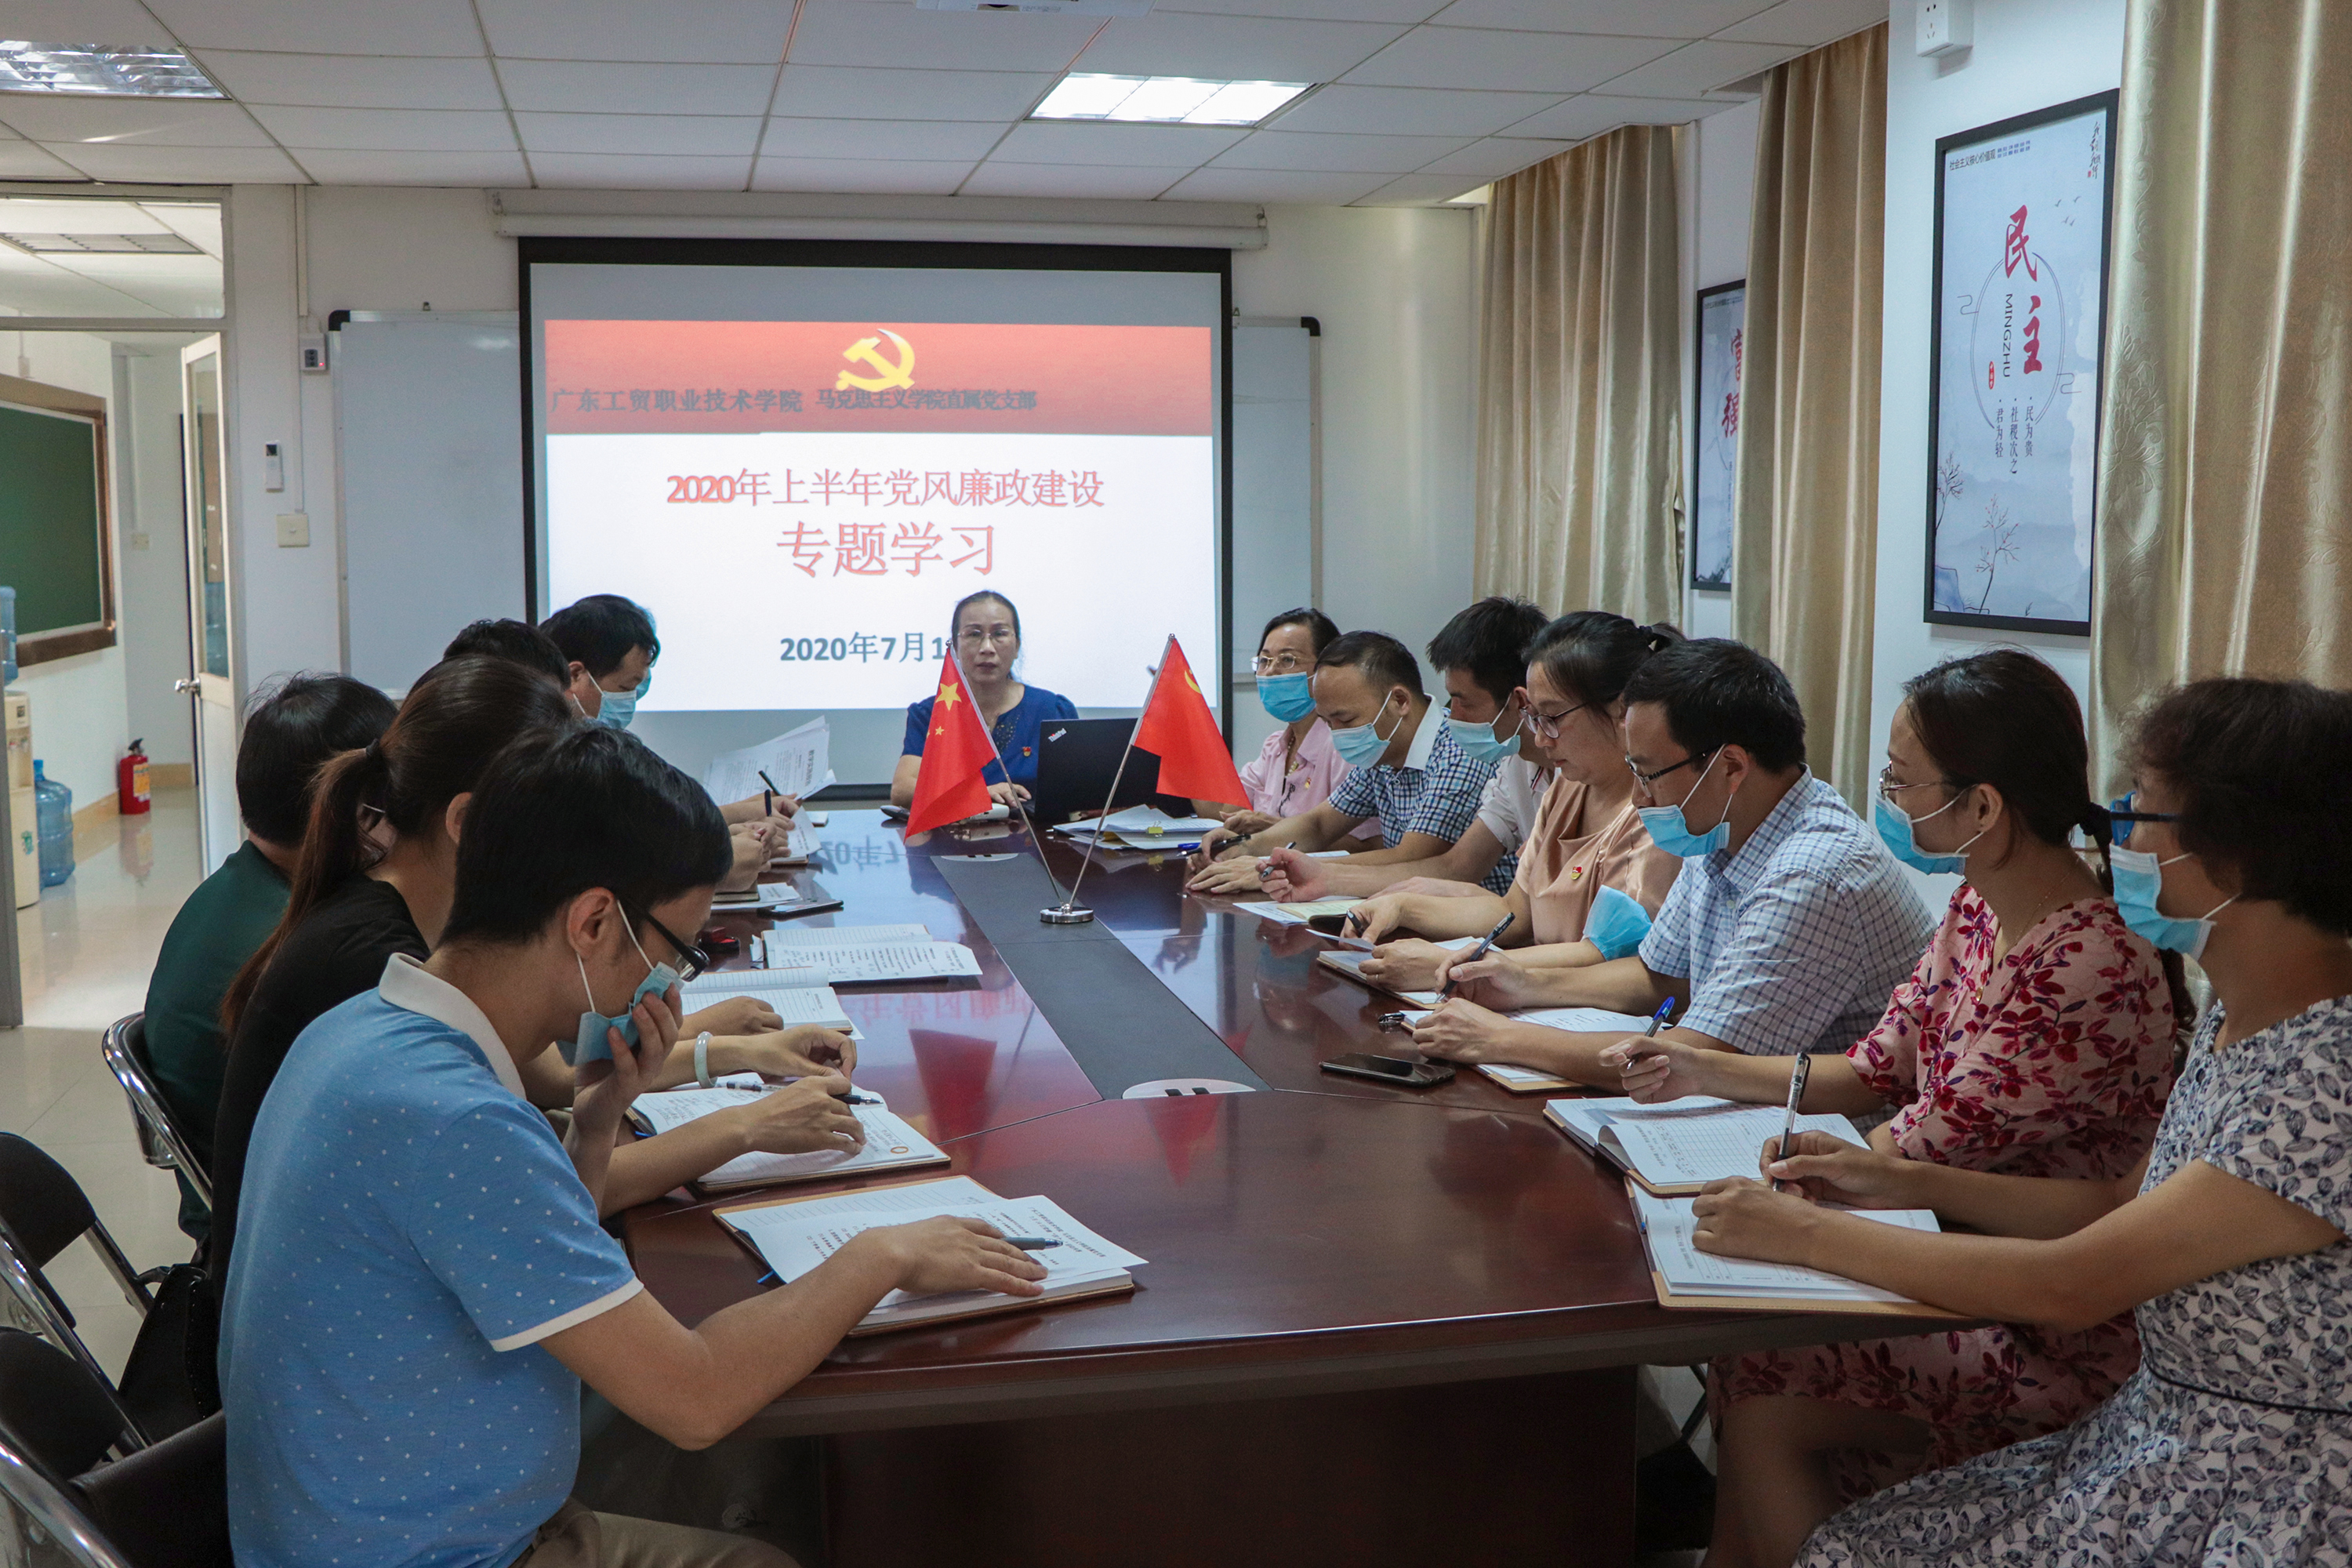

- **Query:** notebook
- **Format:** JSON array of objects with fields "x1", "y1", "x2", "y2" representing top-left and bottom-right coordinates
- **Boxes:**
[
  {"x1": 712, "y1": 877, "x2": 844, "y2": 916},
  {"x1": 1630, "y1": 1184, "x2": 1963, "y2": 1316},
  {"x1": 678, "y1": 973, "x2": 863, "y2": 1039},
  {"x1": 747, "y1": 942, "x2": 980, "y2": 985},
  {"x1": 1313, "y1": 938, "x2": 1481, "y2": 1006},
  {"x1": 1543, "y1": 1096, "x2": 1867, "y2": 1196},
  {"x1": 765, "y1": 923, "x2": 934, "y2": 948},
  {"x1": 1463, "y1": 1008, "x2": 1663, "y2": 1092},
  {"x1": 627, "y1": 1085, "x2": 947, "y2": 1192},
  {"x1": 715, "y1": 1175, "x2": 1145, "y2": 1334},
  {"x1": 765, "y1": 827, "x2": 822, "y2": 866},
  {"x1": 1233, "y1": 898, "x2": 1363, "y2": 925}
]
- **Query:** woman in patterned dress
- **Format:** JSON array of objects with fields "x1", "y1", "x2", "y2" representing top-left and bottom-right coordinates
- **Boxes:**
[
  {"x1": 1688, "y1": 676, "x2": 2352, "y2": 1568},
  {"x1": 1612, "y1": 650, "x2": 2183, "y2": 1565}
]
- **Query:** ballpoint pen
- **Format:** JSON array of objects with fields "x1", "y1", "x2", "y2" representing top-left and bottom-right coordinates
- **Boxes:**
[
  {"x1": 1000, "y1": 1236, "x2": 1063, "y2": 1250},
  {"x1": 1771, "y1": 1054, "x2": 1813, "y2": 1193},
  {"x1": 1437, "y1": 912, "x2": 1515, "y2": 999}
]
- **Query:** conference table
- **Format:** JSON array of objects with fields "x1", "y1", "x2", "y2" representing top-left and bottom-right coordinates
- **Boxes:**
[{"x1": 623, "y1": 810, "x2": 1926, "y2": 1567}]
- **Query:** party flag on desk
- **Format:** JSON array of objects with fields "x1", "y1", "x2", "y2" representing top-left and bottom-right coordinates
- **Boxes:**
[
  {"x1": 903, "y1": 653, "x2": 996, "y2": 837},
  {"x1": 1131, "y1": 637, "x2": 1248, "y2": 806}
]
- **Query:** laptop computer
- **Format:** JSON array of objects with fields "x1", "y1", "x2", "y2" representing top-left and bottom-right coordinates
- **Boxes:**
[{"x1": 1029, "y1": 718, "x2": 1196, "y2": 826}]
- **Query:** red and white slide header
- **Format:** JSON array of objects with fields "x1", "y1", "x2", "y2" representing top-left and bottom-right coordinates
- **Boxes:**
[{"x1": 543, "y1": 319, "x2": 1213, "y2": 437}]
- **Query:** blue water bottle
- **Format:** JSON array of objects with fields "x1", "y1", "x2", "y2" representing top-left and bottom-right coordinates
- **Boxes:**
[{"x1": 33, "y1": 759, "x2": 71, "y2": 887}]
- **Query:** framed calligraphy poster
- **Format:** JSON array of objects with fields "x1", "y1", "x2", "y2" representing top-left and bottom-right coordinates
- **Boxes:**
[
  {"x1": 1925, "y1": 90, "x2": 2118, "y2": 634},
  {"x1": 1692, "y1": 280, "x2": 1744, "y2": 590}
]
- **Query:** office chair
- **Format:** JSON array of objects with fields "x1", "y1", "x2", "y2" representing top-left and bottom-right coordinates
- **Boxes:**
[
  {"x1": 0, "y1": 1375, "x2": 229, "y2": 1568},
  {"x1": 99, "y1": 1015, "x2": 212, "y2": 1212}
]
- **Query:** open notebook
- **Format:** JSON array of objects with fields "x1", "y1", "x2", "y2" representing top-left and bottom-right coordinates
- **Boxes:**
[
  {"x1": 1544, "y1": 1096, "x2": 1868, "y2": 1196},
  {"x1": 1631, "y1": 1184, "x2": 1962, "y2": 1316},
  {"x1": 1312, "y1": 937, "x2": 1481, "y2": 1005},
  {"x1": 715, "y1": 1175, "x2": 1145, "y2": 1335},
  {"x1": 678, "y1": 972, "x2": 863, "y2": 1039},
  {"x1": 746, "y1": 938, "x2": 979, "y2": 985},
  {"x1": 711, "y1": 877, "x2": 844, "y2": 916},
  {"x1": 627, "y1": 1086, "x2": 947, "y2": 1192}
]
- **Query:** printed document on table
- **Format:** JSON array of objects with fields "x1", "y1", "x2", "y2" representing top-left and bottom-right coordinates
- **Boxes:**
[
  {"x1": 1632, "y1": 1187, "x2": 1939, "y2": 1303},
  {"x1": 1236, "y1": 898, "x2": 1363, "y2": 924},
  {"x1": 767, "y1": 924, "x2": 935, "y2": 948},
  {"x1": 1606, "y1": 1104, "x2": 1867, "y2": 1189},
  {"x1": 678, "y1": 975, "x2": 859, "y2": 1035},
  {"x1": 632, "y1": 1087, "x2": 945, "y2": 1189},
  {"x1": 782, "y1": 943, "x2": 982, "y2": 985},
  {"x1": 704, "y1": 717, "x2": 831, "y2": 807}
]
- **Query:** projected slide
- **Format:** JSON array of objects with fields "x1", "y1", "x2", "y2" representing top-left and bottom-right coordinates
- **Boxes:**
[{"x1": 540, "y1": 318, "x2": 1217, "y2": 713}]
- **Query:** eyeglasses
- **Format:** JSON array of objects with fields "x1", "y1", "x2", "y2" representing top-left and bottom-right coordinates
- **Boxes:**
[
  {"x1": 632, "y1": 904, "x2": 712, "y2": 982},
  {"x1": 1626, "y1": 749, "x2": 1715, "y2": 789},
  {"x1": 956, "y1": 625, "x2": 1015, "y2": 647},
  {"x1": 1878, "y1": 763, "x2": 1965, "y2": 802},
  {"x1": 1523, "y1": 696, "x2": 1592, "y2": 740},
  {"x1": 1251, "y1": 650, "x2": 1309, "y2": 674},
  {"x1": 2107, "y1": 791, "x2": 2180, "y2": 826}
]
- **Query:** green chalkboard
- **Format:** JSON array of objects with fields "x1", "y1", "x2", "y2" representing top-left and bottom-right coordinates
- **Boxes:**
[{"x1": 0, "y1": 400, "x2": 105, "y2": 636}]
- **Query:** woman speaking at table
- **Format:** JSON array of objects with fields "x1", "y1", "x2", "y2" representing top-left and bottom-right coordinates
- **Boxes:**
[{"x1": 891, "y1": 590, "x2": 1077, "y2": 810}]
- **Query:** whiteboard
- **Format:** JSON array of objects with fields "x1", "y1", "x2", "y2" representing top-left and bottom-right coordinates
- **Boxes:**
[
  {"x1": 326, "y1": 310, "x2": 1317, "y2": 782},
  {"x1": 332, "y1": 312, "x2": 527, "y2": 691}
]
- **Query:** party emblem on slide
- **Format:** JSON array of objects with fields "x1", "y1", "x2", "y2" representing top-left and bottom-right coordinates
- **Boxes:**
[{"x1": 836, "y1": 328, "x2": 916, "y2": 392}]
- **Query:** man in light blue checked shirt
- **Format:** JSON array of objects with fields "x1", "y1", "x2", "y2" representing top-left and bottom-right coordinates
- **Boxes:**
[{"x1": 1410, "y1": 638, "x2": 1934, "y2": 1088}]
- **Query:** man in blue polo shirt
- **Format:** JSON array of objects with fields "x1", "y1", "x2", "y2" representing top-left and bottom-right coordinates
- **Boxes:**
[{"x1": 220, "y1": 725, "x2": 1045, "y2": 1568}]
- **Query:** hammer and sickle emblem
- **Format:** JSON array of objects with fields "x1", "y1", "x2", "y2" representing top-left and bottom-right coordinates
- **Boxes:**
[{"x1": 836, "y1": 328, "x2": 915, "y2": 392}]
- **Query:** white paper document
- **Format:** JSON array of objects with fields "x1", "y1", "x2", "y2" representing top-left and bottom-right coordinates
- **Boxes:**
[
  {"x1": 1515, "y1": 1007, "x2": 1662, "y2": 1034},
  {"x1": 713, "y1": 882, "x2": 833, "y2": 913},
  {"x1": 678, "y1": 975, "x2": 860, "y2": 1035},
  {"x1": 703, "y1": 717, "x2": 832, "y2": 808},
  {"x1": 1053, "y1": 804, "x2": 1224, "y2": 839},
  {"x1": 766, "y1": 924, "x2": 935, "y2": 948},
  {"x1": 1235, "y1": 898, "x2": 1364, "y2": 925},
  {"x1": 770, "y1": 943, "x2": 982, "y2": 985},
  {"x1": 1632, "y1": 1187, "x2": 1940, "y2": 1303},
  {"x1": 766, "y1": 827, "x2": 822, "y2": 866},
  {"x1": 632, "y1": 1086, "x2": 946, "y2": 1189},
  {"x1": 1606, "y1": 1105, "x2": 1867, "y2": 1189}
]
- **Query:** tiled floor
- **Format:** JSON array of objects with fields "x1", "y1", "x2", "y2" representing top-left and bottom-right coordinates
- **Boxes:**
[{"x1": 6, "y1": 789, "x2": 205, "y2": 1376}]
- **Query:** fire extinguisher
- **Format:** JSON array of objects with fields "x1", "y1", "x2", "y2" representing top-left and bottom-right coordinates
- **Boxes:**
[{"x1": 117, "y1": 739, "x2": 151, "y2": 816}]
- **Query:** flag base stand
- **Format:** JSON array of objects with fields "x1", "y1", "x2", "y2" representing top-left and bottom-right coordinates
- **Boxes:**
[{"x1": 1040, "y1": 904, "x2": 1096, "y2": 925}]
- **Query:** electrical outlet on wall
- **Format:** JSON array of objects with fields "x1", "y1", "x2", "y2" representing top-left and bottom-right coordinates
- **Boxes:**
[
  {"x1": 1918, "y1": 0, "x2": 1975, "y2": 55},
  {"x1": 275, "y1": 512, "x2": 310, "y2": 548}
]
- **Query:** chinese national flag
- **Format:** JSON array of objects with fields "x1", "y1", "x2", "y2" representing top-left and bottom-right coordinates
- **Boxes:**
[
  {"x1": 1131, "y1": 637, "x2": 1247, "y2": 805},
  {"x1": 903, "y1": 655, "x2": 998, "y2": 836}
]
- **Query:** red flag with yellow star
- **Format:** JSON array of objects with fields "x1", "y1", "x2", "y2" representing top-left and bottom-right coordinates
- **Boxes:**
[
  {"x1": 904, "y1": 653, "x2": 997, "y2": 836},
  {"x1": 1131, "y1": 637, "x2": 1247, "y2": 805}
]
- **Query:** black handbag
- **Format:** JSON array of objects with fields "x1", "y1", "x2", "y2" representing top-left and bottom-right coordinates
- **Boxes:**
[{"x1": 116, "y1": 1262, "x2": 220, "y2": 1439}]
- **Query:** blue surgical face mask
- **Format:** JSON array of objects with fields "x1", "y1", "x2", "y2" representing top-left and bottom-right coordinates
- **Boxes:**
[
  {"x1": 1444, "y1": 702, "x2": 1523, "y2": 764},
  {"x1": 2111, "y1": 847, "x2": 2236, "y2": 960},
  {"x1": 567, "y1": 920, "x2": 680, "y2": 1066},
  {"x1": 1257, "y1": 672, "x2": 1316, "y2": 723},
  {"x1": 594, "y1": 673, "x2": 648, "y2": 731},
  {"x1": 1873, "y1": 789, "x2": 1984, "y2": 877},
  {"x1": 1328, "y1": 691, "x2": 1403, "y2": 769},
  {"x1": 1635, "y1": 750, "x2": 1733, "y2": 859},
  {"x1": 1584, "y1": 884, "x2": 1654, "y2": 960}
]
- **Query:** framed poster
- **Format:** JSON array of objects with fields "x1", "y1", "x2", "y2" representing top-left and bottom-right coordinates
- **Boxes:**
[
  {"x1": 1691, "y1": 280, "x2": 1744, "y2": 590},
  {"x1": 1926, "y1": 89, "x2": 2118, "y2": 634}
]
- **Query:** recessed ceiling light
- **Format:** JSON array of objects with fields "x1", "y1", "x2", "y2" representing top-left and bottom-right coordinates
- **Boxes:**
[
  {"x1": 1032, "y1": 74, "x2": 1312, "y2": 128},
  {"x1": 0, "y1": 43, "x2": 223, "y2": 98},
  {"x1": 1, "y1": 230, "x2": 203, "y2": 255}
]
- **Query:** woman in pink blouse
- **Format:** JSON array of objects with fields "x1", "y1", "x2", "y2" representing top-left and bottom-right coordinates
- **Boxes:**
[
  {"x1": 1608, "y1": 649, "x2": 2185, "y2": 1568},
  {"x1": 1199, "y1": 608, "x2": 1377, "y2": 842}
]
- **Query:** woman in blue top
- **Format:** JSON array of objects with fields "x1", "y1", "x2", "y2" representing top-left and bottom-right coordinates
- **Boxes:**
[{"x1": 891, "y1": 590, "x2": 1076, "y2": 808}]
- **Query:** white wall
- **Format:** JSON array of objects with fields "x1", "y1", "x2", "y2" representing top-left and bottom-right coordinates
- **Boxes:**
[
  {"x1": 1679, "y1": 100, "x2": 1758, "y2": 643},
  {"x1": 1867, "y1": 0, "x2": 2125, "y2": 774},
  {"x1": 114, "y1": 342, "x2": 195, "y2": 771}
]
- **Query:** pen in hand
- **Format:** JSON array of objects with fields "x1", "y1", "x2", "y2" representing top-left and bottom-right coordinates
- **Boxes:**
[
  {"x1": 1437, "y1": 913, "x2": 1515, "y2": 999},
  {"x1": 1000, "y1": 1236, "x2": 1063, "y2": 1250},
  {"x1": 1771, "y1": 1053, "x2": 1813, "y2": 1193}
]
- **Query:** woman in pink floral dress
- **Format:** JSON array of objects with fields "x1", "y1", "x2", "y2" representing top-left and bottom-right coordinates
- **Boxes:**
[{"x1": 1610, "y1": 650, "x2": 2183, "y2": 1568}]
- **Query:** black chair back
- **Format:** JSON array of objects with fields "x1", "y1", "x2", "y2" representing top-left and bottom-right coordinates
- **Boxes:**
[
  {"x1": 0, "y1": 1328, "x2": 130, "y2": 1482},
  {"x1": 69, "y1": 1411, "x2": 233, "y2": 1568},
  {"x1": 0, "y1": 1134, "x2": 98, "y2": 1268}
]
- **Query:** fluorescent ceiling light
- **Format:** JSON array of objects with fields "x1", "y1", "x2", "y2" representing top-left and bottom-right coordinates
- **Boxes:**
[
  {"x1": 1033, "y1": 74, "x2": 1312, "y2": 127},
  {"x1": 0, "y1": 43, "x2": 223, "y2": 97},
  {"x1": 1, "y1": 230, "x2": 202, "y2": 254}
]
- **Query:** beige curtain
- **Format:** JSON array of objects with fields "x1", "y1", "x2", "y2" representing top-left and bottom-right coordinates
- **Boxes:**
[
  {"x1": 1730, "y1": 25, "x2": 1888, "y2": 807},
  {"x1": 1474, "y1": 124, "x2": 1683, "y2": 625},
  {"x1": 2089, "y1": 0, "x2": 2352, "y2": 789}
]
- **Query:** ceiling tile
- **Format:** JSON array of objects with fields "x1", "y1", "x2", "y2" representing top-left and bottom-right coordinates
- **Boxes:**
[
  {"x1": 1, "y1": 0, "x2": 183, "y2": 43},
  {"x1": 191, "y1": 51, "x2": 502, "y2": 111},
  {"x1": 278, "y1": 147, "x2": 534, "y2": 184},
  {"x1": 477, "y1": 0, "x2": 789, "y2": 64},
  {"x1": 1421, "y1": 0, "x2": 1777, "y2": 36},
  {"x1": 1715, "y1": 0, "x2": 1891, "y2": 45},
  {"x1": 771, "y1": 65, "x2": 1053, "y2": 122},
  {"x1": 1266, "y1": 84, "x2": 1563, "y2": 137},
  {"x1": 1342, "y1": 27, "x2": 1677, "y2": 93},
  {"x1": 0, "y1": 96, "x2": 273, "y2": 146},
  {"x1": 514, "y1": 111, "x2": 764, "y2": 156},
  {"x1": 1160, "y1": 166, "x2": 1388, "y2": 203},
  {"x1": 1502, "y1": 92, "x2": 1722, "y2": 138},
  {"x1": 496, "y1": 60, "x2": 781, "y2": 116},
  {"x1": 42, "y1": 141, "x2": 310, "y2": 181},
  {"x1": 956, "y1": 161, "x2": 1189, "y2": 198},
  {"x1": 1209, "y1": 129, "x2": 1472, "y2": 172},
  {"x1": 1152, "y1": 0, "x2": 1446, "y2": 20},
  {"x1": 0, "y1": 195, "x2": 173, "y2": 230},
  {"x1": 1417, "y1": 134, "x2": 1577, "y2": 178},
  {"x1": 1589, "y1": 38, "x2": 1801, "y2": 96},
  {"x1": 530, "y1": 151, "x2": 753, "y2": 189},
  {"x1": 0, "y1": 142, "x2": 83, "y2": 180},
  {"x1": 786, "y1": 2, "x2": 1102, "y2": 74},
  {"x1": 750, "y1": 156, "x2": 976, "y2": 194},
  {"x1": 990, "y1": 119, "x2": 1247, "y2": 165},
  {"x1": 143, "y1": 201, "x2": 223, "y2": 256},
  {"x1": 0, "y1": 255, "x2": 164, "y2": 317},
  {"x1": 761, "y1": 117, "x2": 1007, "y2": 162},
  {"x1": 144, "y1": 0, "x2": 488, "y2": 56},
  {"x1": 246, "y1": 106, "x2": 517, "y2": 151},
  {"x1": 1351, "y1": 172, "x2": 1489, "y2": 204},
  {"x1": 1075, "y1": 13, "x2": 1410, "y2": 81}
]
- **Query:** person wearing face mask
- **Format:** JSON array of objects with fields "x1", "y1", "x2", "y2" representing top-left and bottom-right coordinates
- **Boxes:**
[
  {"x1": 219, "y1": 724, "x2": 1046, "y2": 1568},
  {"x1": 1414, "y1": 637, "x2": 1934, "y2": 1087},
  {"x1": 1186, "y1": 628, "x2": 1504, "y2": 896},
  {"x1": 891, "y1": 590, "x2": 1077, "y2": 811},
  {"x1": 1247, "y1": 597, "x2": 1555, "y2": 903},
  {"x1": 1678, "y1": 676, "x2": 2352, "y2": 1568},
  {"x1": 1302, "y1": 612, "x2": 1687, "y2": 996},
  {"x1": 1189, "y1": 607, "x2": 1381, "y2": 844},
  {"x1": 1601, "y1": 649, "x2": 2182, "y2": 1565}
]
